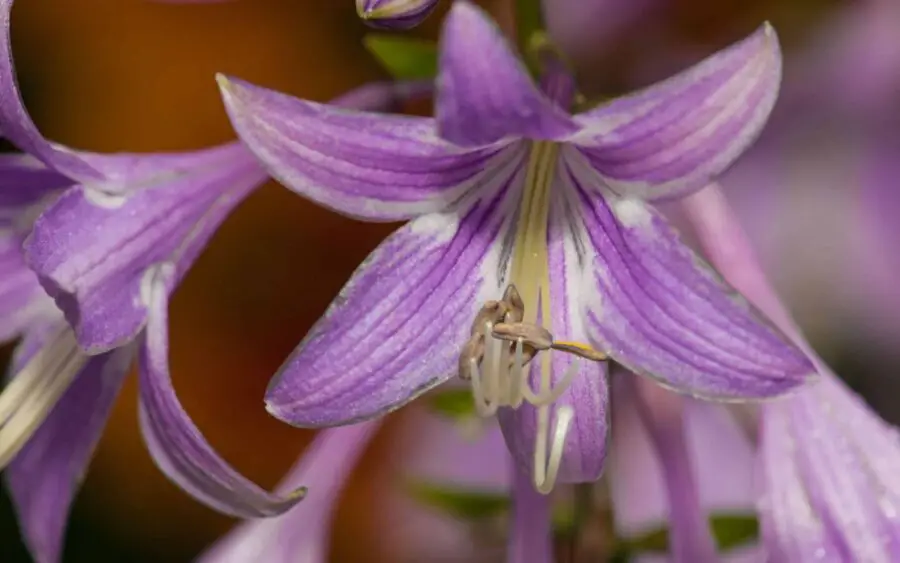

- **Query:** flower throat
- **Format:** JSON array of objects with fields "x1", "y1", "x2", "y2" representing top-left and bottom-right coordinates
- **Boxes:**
[{"x1": 459, "y1": 141, "x2": 606, "y2": 494}]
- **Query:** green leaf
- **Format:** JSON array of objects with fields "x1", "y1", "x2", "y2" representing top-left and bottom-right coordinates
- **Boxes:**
[
  {"x1": 427, "y1": 388, "x2": 478, "y2": 421},
  {"x1": 623, "y1": 513, "x2": 759, "y2": 555},
  {"x1": 363, "y1": 34, "x2": 438, "y2": 80},
  {"x1": 407, "y1": 481, "x2": 509, "y2": 520}
]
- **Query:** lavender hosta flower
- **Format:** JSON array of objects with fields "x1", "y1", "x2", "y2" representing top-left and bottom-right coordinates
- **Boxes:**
[
  {"x1": 683, "y1": 185, "x2": 900, "y2": 563},
  {"x1": 0, "y1": 1, "x2": 431, "y2": 558},
  {"x1": 609, "y1": 375, "x2": 760, "y2": 563},
  {"x1": 357, "y1": 0, "x2": 439, "y2": 30},
  {"x1": 198, "y1": 422, "x2": 379, "y2": 563},
  {"x1": 0, "y1": 156, "x2": 141, "y2": 563},
  {"x1": 219, "y1": 0, "x2": 812, "y2": 493}
]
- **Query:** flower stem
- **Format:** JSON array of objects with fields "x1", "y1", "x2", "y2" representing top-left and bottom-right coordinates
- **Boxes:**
[{"x1": 514, "y1": 0, "x2": 545, "y2": 73}]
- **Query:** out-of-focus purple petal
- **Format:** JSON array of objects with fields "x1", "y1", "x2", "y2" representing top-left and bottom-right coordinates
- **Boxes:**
[
  {"x1": 357, "y1": 0, "x2": 439, "y2": 30},
  {"x1": 5, "y1": 337, "x2": 135, "y2": 563},
  {"x1": 265, "y1": 158, "x2": 524, "y2": 427},
  {"x1": 381, "y1": 407, "x2": 509, "y2": 562},
  {"x1": 609, "y1": 378, "x2": 757, "y2": 563},
  {"x1": 571, "y1": 25, "x2": 781, "y2": 200},
  {"x1": 218, "y1": 75, "x2": 495, "y2": 222},
  {"x1": 198, "y1": 422, "x2": 379, "y2": 563},
  {"x1": 0, "y1": 0, "x2": 103, "y2": 182},
  {"x1": 24, "y1": 142, "x2": 264, "y2": 354},
  {"x1": 561, "y1": 153, "x2": 812, "y2": 400},
  {"x1": 498, "y1": 177, "x2": 609, "y2": 485},
  {"x1": 759, "y1": 375, "x2": 900, "y2": 562},
  {"x1": 683, "y1": 185, "x2": 900, "y2": 562},
  {"x1": 508, "y1": 464, "x2": 553, "y2": 563},
  {"x1": 436, "y1": 1, "x2": 578, "y2": 146},
  {"x1": 138, "y1": 264, "x2": 304, "y2": 518}
]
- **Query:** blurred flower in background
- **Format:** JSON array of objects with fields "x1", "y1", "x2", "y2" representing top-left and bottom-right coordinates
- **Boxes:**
[{"x1": 0, "y1": 0, "x2": 898, "y2": 562}]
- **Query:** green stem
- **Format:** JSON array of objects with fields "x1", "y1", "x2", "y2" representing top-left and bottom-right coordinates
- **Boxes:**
[{"x1": 514, "y1": 0, "x2": 544, "y2": 72}]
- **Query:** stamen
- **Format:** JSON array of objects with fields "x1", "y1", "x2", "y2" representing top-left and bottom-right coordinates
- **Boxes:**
[
  {"x1": 0, "y1": 327, "x2": 88, "y2": 468},
  {"x1": 458, "y1": 141, "x2": 608, "y2": 494}
]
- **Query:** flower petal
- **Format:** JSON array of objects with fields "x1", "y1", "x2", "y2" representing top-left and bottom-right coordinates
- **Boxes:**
[
  {"x1": 24, "y1": 142, "x2": 264, "y2": 353},
  {"x1": 435, "y1": 1, "x2": 578, "y2": 146},
  {"x1": 562, "y1": 151, "x2": 813, "y2": 399},
  {"x1": 218, "y1": 75, "x2": 496, "y2": 221},
  {"x1": 0, "y1": 154, "x2": 73, "y2": 342},
  {"x1": 265, "y1": 153, "x2": 525, "y2": 427},
  {"x1": 571, "y1": 24, "x2": 781, "y2": 200},
  {"x1": 198, "y1": 422, "x2": 379, "y2": 563},
  {"x1": 381, "y1": 407, "x2": 510, "y2": 562},
  {"x1": 0, "y1": 232, "x2": 49, "y2": 342},
  {"x1": 138, "y1": 264, "x2": 304, "y2": 518},
  {"x1": 0, "y1": 0, "x2": 103, "y2": 182},
  {"x1": 507, "y1": 464, "x2": 553, "y2": 563},
  {"x1": 5, "y1": 338, "x2": 135, "y2": 563},
  {"x1": 760, "y1": 375, "x2": 900, "y2": 563},
  {"x1": 498, "y1": 178, "x2": 609, "y2": 485},
  {"x1": 611, "y1": 377, "x2": 749, "y2": 562}
]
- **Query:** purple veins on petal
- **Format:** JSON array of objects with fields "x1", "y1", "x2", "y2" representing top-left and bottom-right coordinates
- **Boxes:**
[{"x1": 24, "y1": 142, "x2": 266, "y2": 354}]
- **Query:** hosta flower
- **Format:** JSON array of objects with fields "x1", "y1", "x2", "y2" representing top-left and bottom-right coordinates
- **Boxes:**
[
  {"x1": 357, "y1": 0, "x2": 439, "y2": 29},
  {"x1": 218, "y1": 0, "x2": 813, "y2": 493},
  {"x1": 684, "y1": 185, "x2": 900, "y2": 563},
  {"x1": 0, "y1": 0, "x2": 429, "y2": 559}
]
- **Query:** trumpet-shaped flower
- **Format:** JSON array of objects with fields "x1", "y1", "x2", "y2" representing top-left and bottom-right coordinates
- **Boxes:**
[
  {"x1": 683, "y1": 185, "x2": 900, "y2": 563},
  {"x1": 0, "y1": 1, "x2": 430, "y2": 559},
  {"x1": 218, "y1": 0, "x2": 813, "y2": 492}
]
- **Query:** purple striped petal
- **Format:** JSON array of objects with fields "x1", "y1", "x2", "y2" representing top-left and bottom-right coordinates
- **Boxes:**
[
  {"x1": 571, "y1": 24, "x2": 781, "y2": 201},
  {"x1": 138, "y1": 264, "x2": 304, "y2": 518},
  {"x1": 198, "y1": 422, "x2": 378, "y2": 563},
  {"x1": 24, "y1": 142, "x2": 265, "y2": 354},
  {"x1": 218, "y1": 75, "x2": 495, "y2": 222},
  {"x1": 561, "y1": 151, "x2": 813, "y2": 399},
  {"x1": 0, "y1": 0, "x2": 103, "y2": 182},
  {"x1": 357, "y1": 0, "x2": 439, "y2": 30},
  {"x1": 0, "y1": 154, "x2": 69, "y2": 341},
  {"x1": 5, "y1": 334, "x2": 135, "y2": 563},
  {"x1": 436, "y1": 1, "x2": 578, "y2": 146},
  {"x1": 760, "y1": 375, "x2": 900, "y2": 563},
  {"x1": 498, "y1": 178, "x2": 609, "y2": 485},
  {"x1": 265, "y1": 153, "x2": 524, "y2": 427}
]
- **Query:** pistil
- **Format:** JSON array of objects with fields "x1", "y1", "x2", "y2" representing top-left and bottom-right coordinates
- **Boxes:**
[{"x1": 459, "y1": 142, "x2": 606, "y2": 494}]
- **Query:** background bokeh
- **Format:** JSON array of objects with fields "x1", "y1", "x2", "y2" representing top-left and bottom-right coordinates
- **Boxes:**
[{"x1": 0, "y1": 0, "x2": 896, "y2": 561}]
